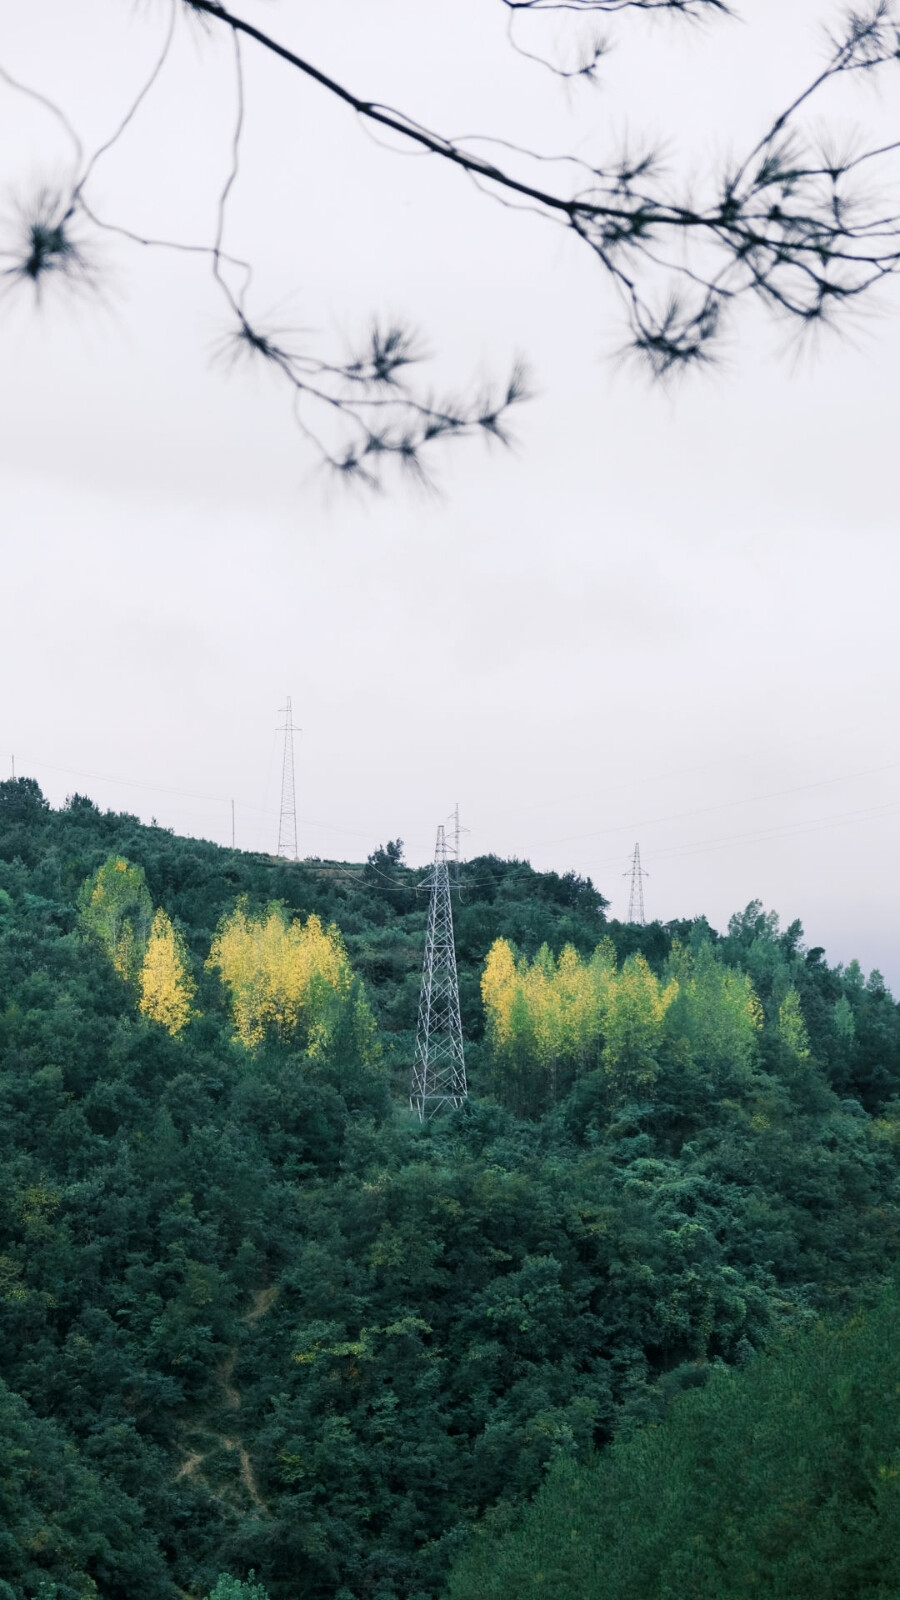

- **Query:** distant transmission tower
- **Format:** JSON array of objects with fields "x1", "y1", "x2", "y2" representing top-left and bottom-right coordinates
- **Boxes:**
[
  {"x1": 624, "y1": 842, "x2": 649, "y2": 924},
  {"x1": 448, "y1": 801, "x2": 469, "y2": 884},
  {"x1": 277, "y1": 696, "x2": 299, "y2": 860},
  {"x1": 410, "y1": 825, "x2": 467, "y2": 1119}
]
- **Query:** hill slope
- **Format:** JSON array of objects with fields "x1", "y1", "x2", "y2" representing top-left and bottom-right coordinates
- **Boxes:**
[{"x1": 2, "y1": 777, "x2": 900, "y2": 1600}]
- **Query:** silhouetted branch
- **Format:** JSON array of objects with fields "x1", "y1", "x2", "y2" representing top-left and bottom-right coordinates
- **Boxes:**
[
  {"x1": 500, "y1": 0, "x2": 730, "y2": 79},
  {"x1": 498, "y1": 0, "x2": 730, "y2": 10},
  {"x1": 2, "y1": 0, "x2": 900, "y2": 481},
  {"x1": 182, "y1": 0, "x2": 900, "y2": 376},
  {"x1": 74, "y1": 0, "x2": 178, "y2": 198}
]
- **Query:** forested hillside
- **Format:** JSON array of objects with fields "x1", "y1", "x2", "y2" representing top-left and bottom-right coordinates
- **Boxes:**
[
  {"x1": 447, "y1": 1283, "x2": 900, "y2": 1600},
  {"x1": 2, "y1": 775, "x2": 900, "y2": 1600}
]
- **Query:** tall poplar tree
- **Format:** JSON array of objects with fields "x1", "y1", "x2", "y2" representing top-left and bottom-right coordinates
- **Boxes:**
[
  {"x1": 77, "y1": 855, "x2": 153, "y2": 983},
  {"x1": 138, "y1": 909, "x2": 197, "y2": 1036}
]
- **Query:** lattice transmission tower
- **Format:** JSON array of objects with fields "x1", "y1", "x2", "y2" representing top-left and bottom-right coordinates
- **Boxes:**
[
  {"x1": 410, "y1": 825, "x2": 467, "y2": 1120},
  {"x1": 624, "y1": 842, "x2": 649, "y2": 924},
  {"x1": 277, "y1": 696, "x2": 299, "y2": 860},
  {"x1": 448, "y1": 801, "x2": 469, "y2": 884}
]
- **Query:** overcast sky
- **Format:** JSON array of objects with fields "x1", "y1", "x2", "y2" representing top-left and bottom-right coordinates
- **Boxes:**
[{"x1": 2, "y1": 0, "x2": 900, "y2": 984}]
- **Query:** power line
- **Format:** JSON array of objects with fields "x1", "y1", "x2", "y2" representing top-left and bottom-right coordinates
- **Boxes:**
[
  {"x1": 10, "y1": 751, "x2": 402, "y2": 839},
  {"x1": 629, "y1": 796, "x2": 900, "y2": 867},
  {"x1": 10, "y1": 746, "x2": 900, "y2": 892},
  {"x1": 524, "y1": 757, "x2": 900, "y2": 853},
  {"x1": 14, "y1": 737, "x2": 900, "y2": 858},
  {"x1": 572, "y1": 797, "x2": 900, "y2": 884},
  {"x1": 482, "y1": 712, "x2": 900, "y2": 825}
]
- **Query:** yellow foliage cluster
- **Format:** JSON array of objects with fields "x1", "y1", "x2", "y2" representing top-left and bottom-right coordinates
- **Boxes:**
[
  {"x1": 601, "y1": 949, "x2": 678, "y2": 1081},
  {"x1": 482, "y1": 937, "x2": 677, "y2": 1100},
  {"x1": 138, "y1": 909, "x2": 197, "y2": 1036},
  {"x1": 482, "y1": 935, "x2": 769, "y2": 1110},
  {"x1": 78, "y1": 858, "x2": 376, "y2": 1056},
  {"x1": 77, "y1": 855, "x2": 152, "y2": 982},
  {"x1": 79, "y1": 857, "x2": 198, "y2": 1037},
  {"x1": 482, "y1": 938, "x2": 606, "y2": 1066},
  {"x1": 206, "y1": 900, "x2": 353, "y2": 1050}
]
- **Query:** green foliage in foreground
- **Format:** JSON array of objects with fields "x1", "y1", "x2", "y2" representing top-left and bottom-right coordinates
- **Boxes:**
[
  {"x1": 0, "y1": 1375, "x2": 171, "y2": 1598},
  {"x1": 205, "y1": 1576, "x2": 272, "y2": 1600},
  {"x1": 447, "y1": 1285, "x2": 900, "y2": 1600},
  {"x1": 2, "y1": 776, "x2": 900, "y2": 1599}
]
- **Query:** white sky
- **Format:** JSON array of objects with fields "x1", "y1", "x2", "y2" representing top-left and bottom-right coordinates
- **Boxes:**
[{"x1": 2, "y1": 0, "x2": 900, "y2": 984}]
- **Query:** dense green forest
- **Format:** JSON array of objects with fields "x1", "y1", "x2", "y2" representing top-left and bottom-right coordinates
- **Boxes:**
[
  {"x1": 2, "y1": 774, "x2": 900, "y2": 1600},
  {"x1": 447, "y1": 1284, "x2": 900, "y2": 1600}
]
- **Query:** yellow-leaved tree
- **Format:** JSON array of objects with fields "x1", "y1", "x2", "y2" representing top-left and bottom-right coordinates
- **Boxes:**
[
  {"x1": 480, "y1": 937, "x2": 520, "y2": 1056},
  {"x1": 206, "y1": 899, "x2": 375, "y2": 1058},
  {"x1": 138, "y1": 909, "x2": 197, "y2": 1036},
  {"x1": 482, "y1": 932, "x2": 768, "y2": 1120},
  {"x1": 77, "y1": 855, "x2": 153, "y2": 982},
  {"x1": 482, "y1": 935, "x2": 678, "y2": 1113},
  {"x1": 598, "y1": 950, "x2": 678, "y2": 1096},
  {"x1": 482, "y1": 938, "x2": 597, "y2": 1114}
]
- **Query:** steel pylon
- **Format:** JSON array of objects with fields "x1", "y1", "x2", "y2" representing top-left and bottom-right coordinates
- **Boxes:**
[
  {"x1": 624, "y1": 841, "x2": 648, "y2": 925},
  {"x1": 410, "y1": 825, "x2": 467, "y2": 1119},
  {"x1": 277, "y1": 696, "x2": 299, "y2": 860}
]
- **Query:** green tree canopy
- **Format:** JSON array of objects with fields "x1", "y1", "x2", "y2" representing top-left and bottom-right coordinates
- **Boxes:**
[{"x1": 447, "y1": 1284, "x2": 900, "y2": 1600}]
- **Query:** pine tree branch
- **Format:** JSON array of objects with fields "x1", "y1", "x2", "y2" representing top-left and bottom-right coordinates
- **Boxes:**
[{"x1": 3, "y1": 0, "x2": 900, "y2": 482}]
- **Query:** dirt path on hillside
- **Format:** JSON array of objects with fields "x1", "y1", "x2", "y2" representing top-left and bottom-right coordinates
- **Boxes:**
[
  {"x1": 243, "y1": 1284, "x2": 280, "y2": 1323},
  {"x1": 174, "y1": 1285, "x2": 280, "y2": 1512},
  {"x1": 175, "y1": 1450, "x2": 204, "y2": 1481}
]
